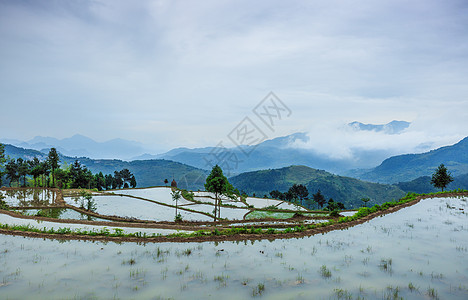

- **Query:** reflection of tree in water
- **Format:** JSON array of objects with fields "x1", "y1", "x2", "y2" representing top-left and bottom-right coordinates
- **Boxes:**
[
  {"x1": 4, "y1": 188, "x2": 57, "y2": 207},
  {"x1": 35, "y1": 208, "x2": 65, "y2": 218}
]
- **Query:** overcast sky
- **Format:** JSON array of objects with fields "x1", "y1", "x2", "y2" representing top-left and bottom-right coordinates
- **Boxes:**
[{"x1": 1, "y1": 0, "x2": 467, "y2": 157}]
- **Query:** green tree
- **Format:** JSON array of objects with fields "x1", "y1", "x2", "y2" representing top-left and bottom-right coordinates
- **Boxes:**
[
  {"x1": 431, "y1": 164, "x2": 454, "y2": 191},
  {"x1": 313, "y1": 189, "x2": 326, "y2": 210},
  {"x1": 28, "y1": 157, "x2": 42, "y2": 187},
  {"x1": 16, "y1": 158, "x2": 29, "y2": 187},
  {"x1": 105, "y1": 174, "x2": 114, "y2": 190},
  {"x1": 0, "y1": 143, "x2": 6, "y2": 187},
  {"x1": 39, "y1": 161, "x2": 50, "y2": 187},
  {"x1": 288, "y1": 184, "x2": 309, "y2": 206},
  {"x1": 361, "y1": 197, "x2": 370, "y2": 207},
  {"x1": 171, "y1": 189, "x2": 182, "y2": 221},
  {"x1": 113, "y1": 171, "x2": 123, "y2": 189},
  {"x1": 47, "y1": 148, "x2": 60, "y2": 187},
  {"x1": 130, "y1": 175, "x2": 137, "y2": 188},
  {"x1": 5, "y1": 159, "x2": 19, "y2": 187},
  {"x1": 205, "y1": 165, "x2": 235, "y2": 221}
]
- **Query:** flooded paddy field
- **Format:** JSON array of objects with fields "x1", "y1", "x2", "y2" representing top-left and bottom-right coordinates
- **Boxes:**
[
  {"x1": 64, "y1": 195, "x2": 212, "y2": 222},
  {"x1": 1, "y1": 196, "x2": 467, "y2": 299},
  {"x1": 0, "y1": 188, "x2": 60, "y2": 207}
]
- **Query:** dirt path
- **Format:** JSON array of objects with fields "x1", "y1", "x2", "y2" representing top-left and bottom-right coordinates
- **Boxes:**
[{"x1": 1, "y1": 192, "x2": 466, "y2": 243}]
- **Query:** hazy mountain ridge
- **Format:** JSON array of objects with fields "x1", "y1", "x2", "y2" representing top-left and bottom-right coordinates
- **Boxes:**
[
  {"x1": 351, "y1": 136, "x2": 468, "y2": 183},
  {"x1": 2, "y1": 143, "x2": 207, "y2": 190},
  {"x1": 1, "y1": 134, "x2": 148, "y2": 160},
  {"x1": 396, "y1": 173, "x2": 468, "y2": 194},
  {"x1": 155, "y1": 132, "x2": 388, "y2": 175}
]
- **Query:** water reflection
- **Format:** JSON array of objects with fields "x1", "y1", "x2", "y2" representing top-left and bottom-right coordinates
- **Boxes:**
[{"x1": 2, "y1": 188, "x2": 59, "y2": 207}]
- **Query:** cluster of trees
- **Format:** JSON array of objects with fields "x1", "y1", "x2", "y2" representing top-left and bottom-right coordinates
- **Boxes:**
[
  {"x1": 0, "y1": 145, "x2": 136, "y2": 190},
  {"x1": 270, "y1": 184, "x2": 309, "y2": 205},
  {"x1": 270, "y1": 185, "x2": 345, "y2": 211}
]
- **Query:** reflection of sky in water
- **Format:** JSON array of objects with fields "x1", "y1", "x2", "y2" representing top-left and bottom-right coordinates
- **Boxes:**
[
  {"x1": 0, "y1": 212, "x2": 190, "y2": 235},
  {"x1": 65, "y1": 195, "x2": 212, "y2": 222},
  {"x1": 16, "y1": 208, "x2": 111, "y2": 222},
  {"x1": 0, "y1": 197, "x2": 467, "y2": 299},
  {"x1": 115, "y1": 187, "x2": 192, "y2": 205}
]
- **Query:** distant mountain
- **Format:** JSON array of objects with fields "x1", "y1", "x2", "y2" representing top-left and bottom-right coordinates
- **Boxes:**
[
  {"x1": 348, "y1": 120, "x2": 410, "y2": 134},
  {"x1": 2, "y1": 144, "x2": 48, "y2": 160},
  {"x1": 229, "y1": 165, "x2": 405, "y2": 209},
  {"x1": 0, "y1": 134, "x2": 148, "y2": 160},
  {"x1": 155, "y1": 132, "x2": 387, "y2": 175},
  {"x1": 396, "y1": 173, "x2": 468, "y2": 194},
  {"x1": 351, "y1": 136, "x2": 468, "y2": 183},
  {"x1": 2, "y1": 144, "x2": 207, "y2": 190}
]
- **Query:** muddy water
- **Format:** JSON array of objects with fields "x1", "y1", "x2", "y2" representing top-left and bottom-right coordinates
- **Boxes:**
[{"x1": 0, "y1": 197, "x2": 467, "y2": 299}]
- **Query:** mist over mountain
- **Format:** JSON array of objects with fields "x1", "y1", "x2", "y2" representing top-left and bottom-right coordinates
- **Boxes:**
[
  {"x1": 153, "y1": 132, "x2": 371, "y2": 175},
  {"x1": 0, "y1": 134, "x2": 149, "y2": 160},
  {"x1": 348, "y1": 120, "x2": 410, "y2": 134}
]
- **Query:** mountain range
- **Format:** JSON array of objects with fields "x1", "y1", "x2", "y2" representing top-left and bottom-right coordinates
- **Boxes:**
[
  {"x1": 350, "y1": 136, "x2": 468, "y2": 183},
  {"x1": 3, "y1": 133, "x2": 468, "y2": 206},
  {"x1": 0, "y1": 134, "x2": 148, "y2": 160},
  {"x1": 143, "y1": 131, "x2": 405, "y2": 175},
  {"x1": 2, "y1": 143, "x2": 207, "y2": 190},
  {"x1": 229, "y1": 165, "x2": 405, "y2": 209}
]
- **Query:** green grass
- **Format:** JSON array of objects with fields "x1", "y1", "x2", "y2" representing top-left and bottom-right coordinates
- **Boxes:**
[
  {"x1": 1, "y1": 190, "x2": 466, "y2": 240},
  {"x1": 246, "y1": 211, "x2": 321, "y2": 220}
]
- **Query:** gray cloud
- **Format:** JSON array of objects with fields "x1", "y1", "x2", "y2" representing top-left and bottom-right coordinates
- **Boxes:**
[{"x1": 0, "y1": 0, "x2": 467, "y2": 154}]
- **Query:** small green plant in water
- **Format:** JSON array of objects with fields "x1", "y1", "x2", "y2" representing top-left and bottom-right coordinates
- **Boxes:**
[{"x1": 319, "y1": 265, "x2": 332, "y2": 278}]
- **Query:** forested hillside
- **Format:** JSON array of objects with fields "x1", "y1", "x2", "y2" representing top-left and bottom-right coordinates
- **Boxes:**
[{"x1": 230, "y1": 165, "x2": 405, "y2": 209}]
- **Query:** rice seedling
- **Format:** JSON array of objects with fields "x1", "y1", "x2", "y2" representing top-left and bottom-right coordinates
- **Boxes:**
[
  {"x1": 379, "y1": 258, "x2": 393, "y2": 273},
  {"x1": 296, "y1": 274, "x2": 304, "y2": 284},
  {"x1": 334, "y1": 288, "x2": 352, "y2": 299},
  {"x1": 319, "y1": 265, "x2": 332, "y2": 278},
  {"x1": 252, "y1": 282, "x2": 265, "y2": 297},
  {"x1": 427, "y1": 287, "x2": 439, "y2": 299},
  {"x1": 408, "y1": 282, "x2": 418, "y2": 292}
]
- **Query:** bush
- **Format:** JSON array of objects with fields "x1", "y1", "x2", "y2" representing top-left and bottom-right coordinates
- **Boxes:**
[
  {"x1": 0, "y1": 198, "x2": 10, "y2": 210},
  {"x1": 174, "y1": 213, "x2": 183, "y2": 222}
]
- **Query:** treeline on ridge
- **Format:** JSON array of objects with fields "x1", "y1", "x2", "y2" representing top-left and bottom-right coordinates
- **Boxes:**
[{"x1": 0, "y1": 145, "x2": 136, "y2": 190}]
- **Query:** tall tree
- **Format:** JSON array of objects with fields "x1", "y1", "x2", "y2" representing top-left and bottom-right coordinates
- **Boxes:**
[
  {"x1": 431, "y1": 164, "x2": 454, "y2": 191},
  {"x1": 105, "y1": 174, "x2": 114, "y2": 190},
  {"x1": 0, "y1": 144, "x2": 6, "y2": 187},
  {"x1": 205, "y1": 165, "x2": 235, "y2": 221},
  {"x1": 28, "y1": 157, "x2": 42, "y2": 187},
  {"x1": 16, "y1": 158, "x2": 29, "y2": 187},
  {"x1": 47, "y1": 148, "x2": 60, "y2": 187},
  {"x1": 313, "y1": 189, "x2": 326, "y2": 209},
  {"x1": 5, "y1": 159, "x2": 19, "y2": 187},
  {"x1": 171, "y1": 189, "x2": 181, "y2": 221},
  {"x1": 40, "y1": 161, "x2": 50, "y2": 187},
  {"x1": 113, "y1": 171, "x2": 123, "y2": 189},
  {"x1": 288, "y1": 184, "x2": 309, "y2": 206},
  {"x1": 130, "y1": 175, "x2": 137, "y2": 188}
]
